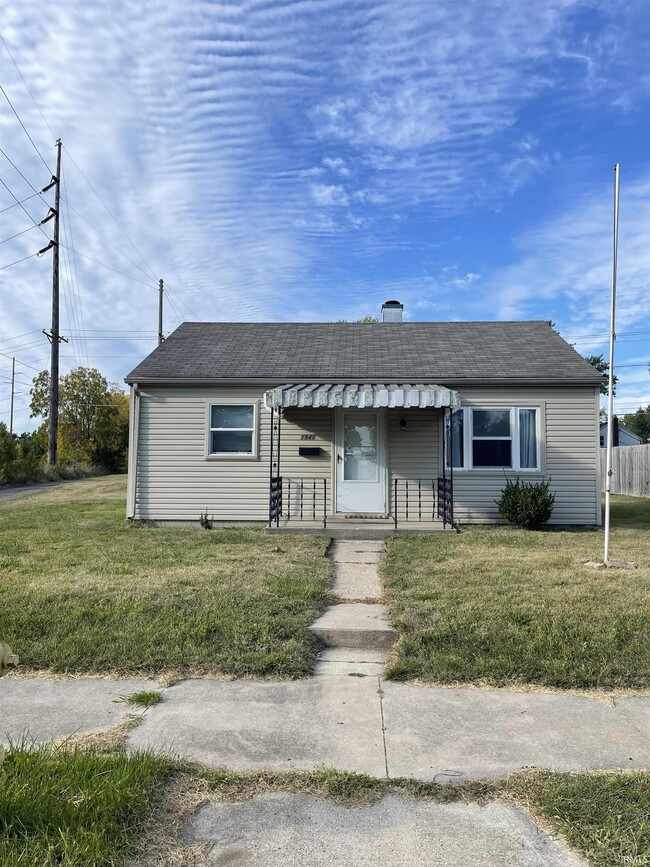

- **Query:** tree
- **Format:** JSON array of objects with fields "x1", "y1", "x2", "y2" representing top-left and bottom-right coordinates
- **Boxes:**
[
  {"x1": 584, "y1": 354, "x2": 617, "y2": 396},
  {"x1": 336, "y1": 316, "x2": 379, "y2": 323},
  {"x1": 622, "y1": 405, "x2": 650, "y2": 443},
  {"x1": 30, "y1": 367, "x2": 129, "y2": 470}
]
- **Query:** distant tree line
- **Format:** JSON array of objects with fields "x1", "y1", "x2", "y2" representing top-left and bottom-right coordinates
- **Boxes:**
[{"x1": 0, "y1": 367, "x2": 129, "y2": 485}]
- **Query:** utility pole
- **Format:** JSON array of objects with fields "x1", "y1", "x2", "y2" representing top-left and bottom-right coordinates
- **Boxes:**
[
  {"x1": 47, "y1": 139, "x2": 62, "y2": 466},
  {"x1": 603, "y1": 164, "x2": 621, "y2": 564},
  {"x1": 158, "y1": 278, "x2": 164, "y2": 346},
  {"x1": 9, "y1": 357, "x2": 15, "y2": 435}
]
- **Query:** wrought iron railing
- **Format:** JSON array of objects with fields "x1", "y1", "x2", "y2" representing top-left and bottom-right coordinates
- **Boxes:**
[
  {"x1": 393, "y1": 478, "x2": 437, "y2": 528},
  {"x1": 437, "y1": 477, "x2": 453, "y2": 528},
  {"x1": 285, "y1": 477, "x2": 327, "y2": 528},
  {"x1": 393, "y1": 477, "x2": 454, "y2": 528},
  {"x1": 269, "y1": 476, "x2": 282, "y2": 526},
  {"x1": 269, "y1": 477, "x2": 327, "y2": 528}
]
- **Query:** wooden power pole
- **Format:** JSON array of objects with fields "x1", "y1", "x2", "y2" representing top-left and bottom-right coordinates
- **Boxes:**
[
  {"x1": 158, "y1": 278, "x2": 164, "y2": 345},
  {"x1": 47, "y1": 139, "x2": 62, "y2": 466}
]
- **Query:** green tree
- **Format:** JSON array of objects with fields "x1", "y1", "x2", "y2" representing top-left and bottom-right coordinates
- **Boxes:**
[
  {"x1": 30, "y1": 367, "x2": 129, "y2": 470},
  {"x1": 622, "y1": 405, "x2": 650, "y2": 443},
  {"x1": 584, "y1": 354, "x2": 617, "y2": 396}
]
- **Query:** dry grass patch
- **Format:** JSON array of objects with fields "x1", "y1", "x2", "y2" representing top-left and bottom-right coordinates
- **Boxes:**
[
  {"x1": 0, "y1": 476, "x2": 330, "y2": 678},
  {"x1": 383, "y1": 496, "x2": 650, "y2": 688}
]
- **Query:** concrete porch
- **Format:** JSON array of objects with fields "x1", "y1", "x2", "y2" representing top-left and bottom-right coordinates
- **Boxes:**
[{"x1": 264, "y1": 515, "x2": 457, "y2": 537}]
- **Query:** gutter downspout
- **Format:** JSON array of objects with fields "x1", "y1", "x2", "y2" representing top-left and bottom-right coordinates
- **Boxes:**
[{"x1": 126, "y1": 383, "x2": 141, "y2": 520}]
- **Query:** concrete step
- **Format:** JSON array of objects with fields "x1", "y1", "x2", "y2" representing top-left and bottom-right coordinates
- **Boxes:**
[
  {"x1": 314, "y1": 647, "x2": 388, "y2": 676},
  {"x1": 318, "y1": 648, "x2": 389, "y2": 664},
  {"x1": 309, "y1": 603, "x2": 398, "y2": 650},
  {"x1": 313, "y1": 660, "x2": 385, "y2": 677},
  {"x1": 331, "y1": 540, "x2": 386, "y2": 555}
]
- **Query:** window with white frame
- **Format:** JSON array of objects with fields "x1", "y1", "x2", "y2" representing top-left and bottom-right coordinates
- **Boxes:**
[
  {"x1": 208, "y1": 403, "x2": 257, "y2": 456},
  {"x1": 451, "y1": 407, "x2": 540, "y2": 471}
]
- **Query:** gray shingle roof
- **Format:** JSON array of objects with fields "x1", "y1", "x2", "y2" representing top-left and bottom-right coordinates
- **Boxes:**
[{"x1": 125, "y1": 321, "x2": 604, "y2": 385}]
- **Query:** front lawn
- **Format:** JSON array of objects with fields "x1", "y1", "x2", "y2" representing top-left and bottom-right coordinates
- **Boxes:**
[
  {"x1": 383, "y1": 496, "x2": 650, "y2": 688},
  {"x1": 0, "y1": 744, "x2": 171, "y2": 867},
  {"x1": 0, "y1": 476, "x2": 330, "y2": 678}
]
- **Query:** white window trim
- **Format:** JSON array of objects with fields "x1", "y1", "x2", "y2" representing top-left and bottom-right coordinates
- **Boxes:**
[
  {"x1": 453, "y1": 406, "x2": 541, "y2": 472},
  {"x1": 205, "y1": 399, "x2": 260, "y2": 460}
]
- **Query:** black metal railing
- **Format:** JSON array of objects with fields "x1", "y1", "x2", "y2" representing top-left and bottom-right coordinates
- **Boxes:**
[
  {"x1": 393, "y1": 478, "x2": 437, "y2": 528},
  {"x1": 437, "y1": 477, "x2": 453, "y2": 528},
  {"x1": 284, "y1": 477, "x2": 327, "y2": 528},
  {"x1": 269, "y1": 476, "x2": 282, "y2": 526},
  {"x1": 392, "y1": 477, "x2": 454, "y2": 528}
]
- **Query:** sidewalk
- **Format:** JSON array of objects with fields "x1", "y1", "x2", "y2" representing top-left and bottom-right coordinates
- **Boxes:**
[{"x1": 1, "y1": 674, "x2": 648, "y2": 781}]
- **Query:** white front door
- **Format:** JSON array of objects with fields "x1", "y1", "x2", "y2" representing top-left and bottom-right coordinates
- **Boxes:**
[{"x1": 335, "y1": 410, "x2": 386, "y2": 514}]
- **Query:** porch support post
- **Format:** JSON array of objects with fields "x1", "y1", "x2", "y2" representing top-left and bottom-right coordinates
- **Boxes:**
[
  {"x1": 441, "y1": 407, "x2": 447, "y2": 529},
  {"x1": 268, "y1": 406, "x2": 274, "y2": 528},
  {"x1": 448, "y1": 406, "x2": 454, "y2": 526},
  {"x1": 276, "y1": 408, "x2": 282, "y2": 527}
]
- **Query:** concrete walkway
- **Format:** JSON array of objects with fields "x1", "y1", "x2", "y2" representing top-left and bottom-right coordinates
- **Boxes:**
[
  {"x1": 183, "y1": 793, "x2": 583, "y2": 866},
  {"x1": 2, "y1": 676, "x2": 646, "y2": 781},
  {"x1": 309, "y1": 540, "x2": 397, "y2": 675}
]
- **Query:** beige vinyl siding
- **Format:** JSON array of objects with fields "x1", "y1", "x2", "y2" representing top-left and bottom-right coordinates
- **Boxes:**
[
  {"x1": 388, "y1": 408, "x2": 441, "y2": 521},
  {"x1": 452, "y1": 386, "x2": 600, "y2": 525},
  {"x1": 134, "y1": 386, "x2": 333, "y2": 522},
  {"x1": 279, "y1": 408, "x2": 333, "y2": 517},
  {"x1": 132, "y1": 383, "x2": 599, "y2": 526}
]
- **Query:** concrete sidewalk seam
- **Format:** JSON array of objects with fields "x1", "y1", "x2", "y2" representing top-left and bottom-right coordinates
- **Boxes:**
[{"x1": 378, "y1": 676, "x2": 389, "y2": 778}]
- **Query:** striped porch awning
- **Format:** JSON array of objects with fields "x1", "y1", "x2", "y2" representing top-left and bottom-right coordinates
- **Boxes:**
[{"x1": 264, "y1": 382, "x2": 461, "y2": 410}]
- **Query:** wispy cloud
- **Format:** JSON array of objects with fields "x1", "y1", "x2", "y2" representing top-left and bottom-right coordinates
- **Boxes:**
[{"x1": 0, "y1": 0, "x2": 648, "y2": 430}]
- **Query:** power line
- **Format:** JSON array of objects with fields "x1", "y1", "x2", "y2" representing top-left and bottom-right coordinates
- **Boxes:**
[
  {"x1": 62, "y1": 144, "x2": 158, "y2": 283},
  {"x1": 60, "y1": 170, "x2": 88, "y2": 366},
  {"x1": 0, "y1": 192, "x2": 41, "y2": 214},
  {"x1": 0, "y1": 84, "x2": 53, "y2": 174},
  {"x1": 0, "y1": 146, "x2": 49, "y2": 200},
  {"x1": 0, "y1": 148, "x2": 55, "y2": 178},
  {"x1": 0, "y1": 351, "x2": 43, "y2": 372},
  {"x1": 60, "y1": 194, "x2": 157, "y2": 283},
  {"x1": 0, "y1": 250, "x2": 42, "y2": 271},
  {"x1": 0, "y1": 34, "x2": 57, "y2": 141},
  {"x1": 58, "y1": 243, "x2": 158, "y2": 289},
  {"x1": 0, "y1": 177, "x2": 50, "y2": 240},
  {"x1": 0, "y1": 329, "x2": 43, "y2": 342},
  {"x1": 0, "y1": 223, "x2": 40, "y2": 245}
]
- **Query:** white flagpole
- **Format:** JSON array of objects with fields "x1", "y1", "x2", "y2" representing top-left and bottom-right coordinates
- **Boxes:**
[{"x1": 604, "y1": 164, "x2": 620, "y2": 564}]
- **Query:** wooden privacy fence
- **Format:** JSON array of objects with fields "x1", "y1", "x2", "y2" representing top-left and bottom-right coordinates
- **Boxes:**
[{"x1": 601, "y1": 445, "x2": 650, "y2": 497}]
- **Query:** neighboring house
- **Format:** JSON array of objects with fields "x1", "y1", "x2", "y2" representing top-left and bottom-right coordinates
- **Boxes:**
[
  {"x1": 599, "y1": 421, "x2": 642, "y2": 448},
  {"x1": 125, "y1": 302, "x2": 603, "y2": 530}
]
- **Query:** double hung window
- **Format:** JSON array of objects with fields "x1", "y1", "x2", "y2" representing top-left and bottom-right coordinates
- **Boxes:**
[
  {"x1": 451, "y1": 407, "x2": 540, "y2": 471},
  {"x1": 208, "y1": 403, "x2": 257, "y2": 456}
]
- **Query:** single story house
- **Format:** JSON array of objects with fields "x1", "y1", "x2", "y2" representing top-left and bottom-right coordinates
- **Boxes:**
[
  {"x1": 600, "y1": 421, "x2": 642, "y2": 448},
  {"x1": 125, "y1": 302, "x2": 604, "y2": 530}
]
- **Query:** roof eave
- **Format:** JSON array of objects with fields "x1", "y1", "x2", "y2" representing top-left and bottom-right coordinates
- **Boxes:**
[{"x1": 125, "y1": 374, "x2": 603, "y2": 387}]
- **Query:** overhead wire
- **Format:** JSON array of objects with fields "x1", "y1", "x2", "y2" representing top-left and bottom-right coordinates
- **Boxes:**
[
  {"x1": 0, "y1": 192, "x2": 41, "y2": 214},
  {"x1": 60, "y1": 168, "x2": 89, "y2": 366},
  {"x1": 0, "y1": 251, "x2": 42, "y2": 271},
  {"x1": 0, "y1": 223, "x2": 41, "y2": 245},
  {"x1": 0, "y1": 146, "x2": 50, "y2": 200},
  {"x1": 62, "y1": 144, "x2": 159, "y2": 283},
  {"x1": 0, "y1": 177, "x2": 50, "y2": 240},
  {"x1": 0, "y1": 84, "x2": 53, "y2": 175}
]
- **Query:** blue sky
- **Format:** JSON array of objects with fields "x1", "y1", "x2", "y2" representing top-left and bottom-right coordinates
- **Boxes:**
[{"x1": 1, "y1": 0, "x2": 648, "y2": 432}]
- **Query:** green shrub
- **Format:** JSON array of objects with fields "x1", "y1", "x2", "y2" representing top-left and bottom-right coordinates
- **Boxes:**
[{"x1": 496, "y1": 476, "x2": 556, "y2": 530}]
